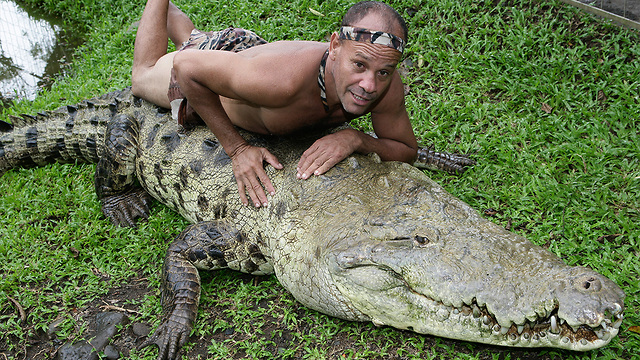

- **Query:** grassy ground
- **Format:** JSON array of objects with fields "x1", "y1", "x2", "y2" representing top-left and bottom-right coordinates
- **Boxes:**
[{"x1": 1, "y1": 0, "x2": 639, "y2": 359}]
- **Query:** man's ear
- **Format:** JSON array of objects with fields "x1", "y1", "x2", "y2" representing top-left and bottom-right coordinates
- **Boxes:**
[{"x1": 329, "y1": 32, "x2": 341, "y2": 60}]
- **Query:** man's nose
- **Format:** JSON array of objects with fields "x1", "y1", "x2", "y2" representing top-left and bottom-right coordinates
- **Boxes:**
[{"x1": 359, "y1": 72, "x2": 376, "y2": 94}]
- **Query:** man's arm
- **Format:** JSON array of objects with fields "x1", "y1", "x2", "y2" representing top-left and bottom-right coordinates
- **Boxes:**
[
  {"x1": 172, "y1": 49, "x2": 284, "y2": 208},
  {"x1": 296, "y1": 73, "x2": 417, "y2": 179}
]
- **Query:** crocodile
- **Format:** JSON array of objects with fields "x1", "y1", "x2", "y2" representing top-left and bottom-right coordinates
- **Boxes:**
[{"x1": 0, "y1": 88, "x2": 625, "y2": 359}]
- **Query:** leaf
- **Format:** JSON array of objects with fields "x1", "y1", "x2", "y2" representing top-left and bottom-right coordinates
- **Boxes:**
[
  {"x1": 630, "y1": 326, "x2": 640, "y2": 335},
  {"x1": 597, "y1": 89, "x2": 607, "y2": 102},
  {"x1": 309, "y1": 8, "x2": 324, "y2": 17},
  {"x1": 596, "y1": 234, "x2": 623, "y2": 243},
  {"x1": 541, "y1": 102, "x2": 553, "y2": 114}
]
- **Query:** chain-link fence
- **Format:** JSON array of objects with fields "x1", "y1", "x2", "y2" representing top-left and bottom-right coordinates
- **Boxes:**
[
  {"x1": 562, "y1": 0, "x2": 640, "y2": 29},
  {"x1": 0, "y1": 0, "x2": 68, "y2": 102}
]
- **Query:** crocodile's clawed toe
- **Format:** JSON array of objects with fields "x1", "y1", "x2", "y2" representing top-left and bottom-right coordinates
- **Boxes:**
[
  {"x1": 101, "y1": 189, "x2": 152, "y2": 227},
  {"x1": 413, "y1": 147, "x2": 477, "y2": 175},
  {"x1": 138, "y1": 320, "x2": 190, "y2": 360}
]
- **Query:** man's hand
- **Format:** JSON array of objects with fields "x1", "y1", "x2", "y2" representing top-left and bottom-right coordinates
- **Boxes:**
[
  {"x1": 297, "y1": 130, "x2": 358, "y2": 180},
  {"x1": 230, "y1": 144, "x2": 283, "y2": 207}
]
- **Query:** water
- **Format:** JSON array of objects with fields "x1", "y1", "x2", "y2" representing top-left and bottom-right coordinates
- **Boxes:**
[{"x1": 0, "y1": 0, "x2": 83, "y2": 103}]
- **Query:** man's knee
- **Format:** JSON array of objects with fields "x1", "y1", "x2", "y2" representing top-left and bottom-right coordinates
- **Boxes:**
[
  {"x1": 131, "y1": 68, "x2": 165, "y2": 107},
  {"x1": 131, "y1": 52, "x2": 175, "y2": 107},
  {"x1": 131, "y1": 67, "x2": 146, "y2": 98}
]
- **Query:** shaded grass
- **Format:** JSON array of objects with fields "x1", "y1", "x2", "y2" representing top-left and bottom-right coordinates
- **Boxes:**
[{"x1": 1, "y1": 0, "x2": 639, "y2": 359}]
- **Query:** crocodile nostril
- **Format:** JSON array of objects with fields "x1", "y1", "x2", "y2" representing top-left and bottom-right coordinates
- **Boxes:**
[{"x1": 578, "y1": 276, "x2": 602, "y2": 291}]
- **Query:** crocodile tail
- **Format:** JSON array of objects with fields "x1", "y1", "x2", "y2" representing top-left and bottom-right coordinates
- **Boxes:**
[{"x1": 0, "y1": 88, "x2": 135, "y2": 175}]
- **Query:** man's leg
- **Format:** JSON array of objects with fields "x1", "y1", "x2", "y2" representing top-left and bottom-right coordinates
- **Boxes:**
[
  {"x1": 167, "y1": 2, "x2": 195, "y2": 47},
  {"x1": 131, "y1": 0, "x2": 194, "y2": 108}
]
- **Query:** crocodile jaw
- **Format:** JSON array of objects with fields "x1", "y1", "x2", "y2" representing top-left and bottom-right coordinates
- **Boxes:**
[
  {"x1": 327, "y1": 229, "x2": 625, "y2": 351},
  {"x1": 329, "y1": 254, "x2": 623, "y2": 350}
]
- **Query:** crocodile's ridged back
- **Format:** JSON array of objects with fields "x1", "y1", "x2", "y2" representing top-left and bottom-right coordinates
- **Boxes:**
[{"x1": 0, "y1": 88, "x2": 136, "y2": 174}]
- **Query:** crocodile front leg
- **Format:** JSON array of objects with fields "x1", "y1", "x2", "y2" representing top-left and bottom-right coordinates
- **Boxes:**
[
  {"x1": 95, "y1": 114, "x2": 151, "y2": 227},
  {"x1": 139, "y1": 221, "x2": 273, "y2": 360},
  {"x1": 413, "y1": 146, "x2": 476, "y2": 175}
]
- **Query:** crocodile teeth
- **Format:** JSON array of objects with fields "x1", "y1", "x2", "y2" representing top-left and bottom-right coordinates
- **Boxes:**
[
  {"x1": 570, "y1": 325, "x2": 579, "y2": 332},
  {"x1": 550, "y1": 316, "x2": 560, "y2": 334},
  {"x1": 613, "y1": 303, "x2": 622, "y2": 315},
  {"x1": 500, "y1": 326, "x2": 510, "y2": 335},
  {"x1": 472, "y1": 305, "x2": 481, "y2": 318},
  {"x1": 517, "y1": 325, "x2": 524, "y2": 334},
  {"x1": 612, "y1": 317, "x2": 623, "y2": 329}
]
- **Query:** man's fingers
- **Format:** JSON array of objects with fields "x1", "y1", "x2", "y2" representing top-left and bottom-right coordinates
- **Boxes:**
[
  {"x1": 297, "y1": 147, "x2": 322, "y2": 179},
  {"x1": 237, "y1": 180, "x2": 249, "y2": 206},
  {"x1": 231, "y1": 145, "x2": 279, "y2": 207},
  {"x1": 239, "y1": 171, "x2": 271, "y2": 207},
  {"x1": 251, "y1": 174, "x2": 270, "y2": 207},
  {"x1": 257, "y1": 171, "x2": 276, "y2": 197},
  {"x1": 311, "y1": 157, "x2": 338, "y2": 176},
  {"x1": 245, "y1": 178, "x2": 263, "y2": 207},
  {"x1": 297, "y1": 149, "x2": 311, "y2": 173},
  {"x1": 263, "y1": 150, "x2": 283, "y2": 170}
]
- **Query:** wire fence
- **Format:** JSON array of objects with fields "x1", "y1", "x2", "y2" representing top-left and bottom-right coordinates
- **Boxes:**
[
  {"x1": 562, "y1": 0, "x2": 640, "y2": 30},
  {"x1": 0, "y1": 0, "x2": 63, "y2": 101}
]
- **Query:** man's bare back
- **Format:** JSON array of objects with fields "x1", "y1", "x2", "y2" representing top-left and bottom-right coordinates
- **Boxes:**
[
  {"x1": 132, "y1": 0, "x2": 418, "y2": 208},
  {"x1": 210, "y1": 41, "x2": 346, "y2": 135}
]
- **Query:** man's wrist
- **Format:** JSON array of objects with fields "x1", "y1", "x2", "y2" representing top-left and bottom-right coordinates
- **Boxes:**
[{"x1": 227, "y1": 141, "x2": 251, "y2": 160}]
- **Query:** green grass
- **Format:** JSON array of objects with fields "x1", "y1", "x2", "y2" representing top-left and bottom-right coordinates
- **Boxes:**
[{"x1": 1, "y1": 0, "x2": 639, "y2": 359}]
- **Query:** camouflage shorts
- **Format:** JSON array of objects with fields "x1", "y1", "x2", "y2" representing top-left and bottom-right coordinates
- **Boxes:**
[{"x1": 178, "y1": 27, "x2": 267, "y2": 52}]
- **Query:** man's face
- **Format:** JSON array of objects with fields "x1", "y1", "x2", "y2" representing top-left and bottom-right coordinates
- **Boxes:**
[{"x1": 329, "y1": 33, "x2": 402, "y2": 115}]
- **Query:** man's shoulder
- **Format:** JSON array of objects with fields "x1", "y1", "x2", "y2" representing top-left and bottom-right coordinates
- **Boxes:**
[
  {"x1": 266, "y1": 40, "x2": 327, "y2": 49},
  {"x1": 245, "y1": 40, "x2": 328, "y2": 59},
  {"x1": 243, "y1": 41, "x2": 329, "y2": 89}
]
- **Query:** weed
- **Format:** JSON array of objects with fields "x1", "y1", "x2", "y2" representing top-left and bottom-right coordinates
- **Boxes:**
[{"x1": 1, "y1": 0, "x2": 639, "y2": 359}]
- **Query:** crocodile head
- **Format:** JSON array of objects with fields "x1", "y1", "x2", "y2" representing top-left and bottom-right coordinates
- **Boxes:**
[{"x1": 326, "y1": 163, "x2": 625, "y2": 350}]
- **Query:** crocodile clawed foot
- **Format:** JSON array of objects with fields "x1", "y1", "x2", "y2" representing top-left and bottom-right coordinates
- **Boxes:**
[
  {"x1": 413, "y1": 147, "x2": 477, "y2": 175},
  {"x1": 101, "y1": 188, "x2": 152, "y2": 227},
  {"x1": 138, "y1": 318, "x2": 191, "y2": 360}
]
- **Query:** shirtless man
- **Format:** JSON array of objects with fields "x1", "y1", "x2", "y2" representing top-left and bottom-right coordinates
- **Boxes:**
[{"x1": 131, "y1": 0, "x2": 418, "y2": 208}]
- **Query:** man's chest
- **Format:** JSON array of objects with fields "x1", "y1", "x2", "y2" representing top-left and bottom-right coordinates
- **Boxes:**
[{"x1": 223, "y1": 96, "x2": 351, "y2": 136}]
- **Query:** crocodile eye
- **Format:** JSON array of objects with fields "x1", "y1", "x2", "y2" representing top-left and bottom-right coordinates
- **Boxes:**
[{"x1": 414, "y1": 235, "x2": 429, "y2": 246}]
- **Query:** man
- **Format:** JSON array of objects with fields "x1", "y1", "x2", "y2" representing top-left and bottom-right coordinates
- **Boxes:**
[{"x1": 131, "y1": 0, "x2": 418, "y2": 208}]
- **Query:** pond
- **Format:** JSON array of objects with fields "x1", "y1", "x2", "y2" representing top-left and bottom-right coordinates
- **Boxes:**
[{"x1": 0, "y1": 0, "x2": 83, "y2": 104}]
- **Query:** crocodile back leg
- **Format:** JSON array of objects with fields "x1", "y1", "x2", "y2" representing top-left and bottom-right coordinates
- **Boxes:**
[
  {"x1": 94, "y1": 114, "x2": 152, "y2": 227},
  {"x1": 140, "y1": 220, "x2": 274, "y2": 360}
]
